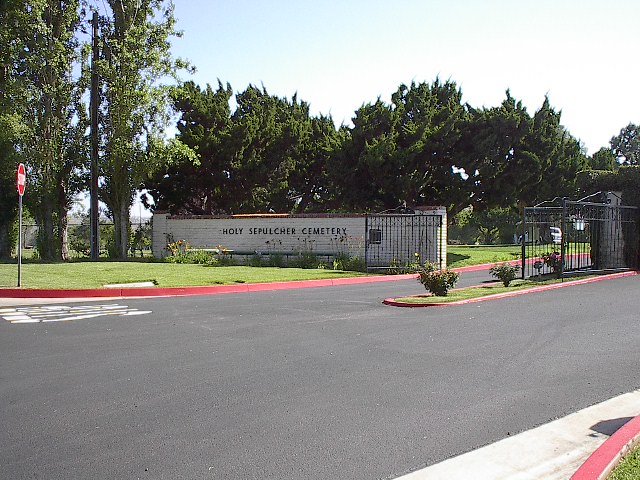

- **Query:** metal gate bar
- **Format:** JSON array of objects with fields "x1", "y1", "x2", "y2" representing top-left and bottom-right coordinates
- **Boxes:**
[
  {"x1": 522, "y1": 193, "x2": 638, "y2": 279},
  {"x1": 365, "y1": 214, "x2": 442, "y2": 271}
]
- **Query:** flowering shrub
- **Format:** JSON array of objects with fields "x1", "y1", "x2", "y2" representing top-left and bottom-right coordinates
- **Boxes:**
[
  {"x1": 165, "y1": 241, "x2": 232, "y2": 265},
  {"x1": 489, "y1": 263, "x2": 520, "y2": 287},
  {"x1": 542, "y1": 251, "x2": 562, "y2": 272},
  {"x1": 417, "y1": 266, "x2": 459, "y2": 296},
  {"x1": 166, "y1": 240, "x2": 194, "y2": 263},
  {"x1": 167, "y1": 239, "x2": 188, "y2": 256}
]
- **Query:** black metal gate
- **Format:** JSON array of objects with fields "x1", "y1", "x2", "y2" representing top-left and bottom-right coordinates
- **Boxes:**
[
  {"x1": 365, "y1": 214, "x2": 444, "y2": 271},
  {"x1": 522, "y1": 192, "x2": 639, "y2": 278}
]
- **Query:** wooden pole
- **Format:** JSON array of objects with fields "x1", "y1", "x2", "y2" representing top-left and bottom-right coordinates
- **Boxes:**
[{"x1": 90, "y1": 11, "x2": 100, "y2": 260}]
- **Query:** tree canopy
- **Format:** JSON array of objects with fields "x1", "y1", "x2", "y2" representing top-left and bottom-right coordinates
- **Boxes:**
[
  {"x1": 2, "y1": 1, "x2": 632, "y2": 259},
  {"x1": 98, "y1": 0, "x2": 189, "y2": 258},
  {"x1": 610, "y1": 123, "x2": 639, "y2": 165},
  {"x1": 148, "y1": 80, "x2": 589, "y2": 219}
]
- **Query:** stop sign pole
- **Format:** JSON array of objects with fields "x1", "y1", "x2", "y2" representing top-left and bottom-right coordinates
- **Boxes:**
[{"x1": 16, "y1": 163, "x2": 26, "y2": 287}]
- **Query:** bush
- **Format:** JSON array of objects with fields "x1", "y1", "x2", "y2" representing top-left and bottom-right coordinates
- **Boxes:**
[
  {"x1": 489, "y1": 263, "x2": 520, "y2": 287},
  {"x1": 290, "y1": 251, "x2": 319, "y2": 269},
  {"x1": 249, "y1": 253, "x2": 263, "y2": 267},
  {"x1": 345, "y1": 256, "x2": 366, "y2": 272},
  {"x1": 267, "y1": 253, "x2": 285, "y2": 267},
  {"x1": 333, "y1": 253, "x2": 367, "y2": 272},
  {"x1": 165, "y1": 240, "x2": 219, "y2": 265},
  {"x1": 542, "y1": 251, "x2": 562, "y2": 272},
  {"x1": 417, "y1": 267, "x2": 459, "y2": 296}
]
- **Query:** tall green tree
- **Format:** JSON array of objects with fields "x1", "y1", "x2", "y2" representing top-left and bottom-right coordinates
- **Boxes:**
[
  {"x1": 0, "y1": 0, "x2": 85, "y2": 260},
  {"x1": 610, "y1": 123, "x2": 639, "y2": 165},
  {"x1": 144, "y1": 81, "x2": 234, "y2": 214},
  {"x1": 458, "y1": 92, "x2": 533, "y2": 210},
  {"x1": 330, "y1": 79, "x2": 469, "y2": 213},
  {"x1": 286, "y1": 113, "x2": 341, "y2": 212},
  {"x1": 228, "y1": 86, "x2": 323, "y2": 213},
  {"x1": 27, "y1": 0, "x2": 85, "y2": 260},
  {"x1": 98, "y1": 0, "x2": 188, "y2": 258},
  {"x1": 328, "y1": 98, "x2": 399, "y2": 211},
  {"x1": 392, "y1": 79, "x2": 469, "y2": 212},
  {"x1": 0, "y1": 0, "x2": 30, "y2": 258},
  {"x1": 459, "y1": 93, "x2": 587, "y2": 211},
  {"x1": 0, "y1": 114, "x2": 27, "y2": 259},
  {"x1": 147, "y1": 83, "x2": 341, "y2": 215},
  {"x1": 588, "y1": 147, "x2": 617, "y2": 171},
  {"x1": 519, "y1": 97, "x2": 587, "y2": 203}
]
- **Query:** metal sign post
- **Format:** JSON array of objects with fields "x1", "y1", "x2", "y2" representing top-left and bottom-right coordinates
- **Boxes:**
[{"x1": 16, "y1": 163, "x2": 26, "y2": 287}]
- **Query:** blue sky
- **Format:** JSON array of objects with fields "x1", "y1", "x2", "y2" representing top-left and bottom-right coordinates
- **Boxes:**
[{"x1": 169, "y1": 0, "x2": 639, "y2": 155}]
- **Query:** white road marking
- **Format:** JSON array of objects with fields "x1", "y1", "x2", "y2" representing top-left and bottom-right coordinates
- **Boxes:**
[{"x1": 1, "y1": 304, "x2": 152, "y2": 324}]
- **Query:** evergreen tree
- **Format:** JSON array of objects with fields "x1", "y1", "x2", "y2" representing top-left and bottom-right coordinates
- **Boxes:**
[
  {"x1": 588, "y1": 147, "x2": 617, "y2": 171},
  {"x1": 144, "y1": 81, "x2": 234, "y2": 214},
  {"x1": 330, "y1": 79, "x2": 469, "y2": 213},
  {"x1": 610, "y1": 123, "x2": 639, "y2": 165}
]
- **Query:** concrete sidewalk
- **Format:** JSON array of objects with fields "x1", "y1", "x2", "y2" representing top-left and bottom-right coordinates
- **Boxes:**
[{"x1": 397, "y1": 390, "x2": 640, "y2": 480}]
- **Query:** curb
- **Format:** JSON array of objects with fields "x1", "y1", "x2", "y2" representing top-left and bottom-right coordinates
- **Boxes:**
[
  {"x1": 0, "y1": 262, "x2": 506, "y2": 299},
  {"x1": 571, "y1": 415, "x2": 640, "y2": 480},
  {"x1": 383, "y1": 271, "x2": 639, "y2": 307},
  {"x1": 0, "y1": 273, "x2": 418, "y2": 299}
]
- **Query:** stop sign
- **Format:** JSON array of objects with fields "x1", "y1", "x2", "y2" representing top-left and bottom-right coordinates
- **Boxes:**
[{"x1": 16, "y1": 163, "x2": 26, "y2": 196}]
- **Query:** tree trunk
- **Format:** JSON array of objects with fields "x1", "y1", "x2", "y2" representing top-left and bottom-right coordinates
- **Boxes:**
[
  {"x1": 37, "y1": 201, "x2": 57, "y2": 260},
  {"x1": 112, "y1": 202, "x2": 130, "y2": 259},
  {"x1": 0, "y1": 222, "x2": 13, "y2": 259},
  {"x1": 57, "y1": 173, "x2": 70, "y2": 261},
  {"x1": 59, "y1": 211, "x2": 69, "y2": 261}
]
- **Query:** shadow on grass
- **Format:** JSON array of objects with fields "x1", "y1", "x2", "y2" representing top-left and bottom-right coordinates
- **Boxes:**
[{"x1": 447, "y1": 253, "x2": 470, "y2": 265}]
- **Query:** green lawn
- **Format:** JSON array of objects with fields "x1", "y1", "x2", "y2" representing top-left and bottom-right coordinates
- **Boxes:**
[
  {"x1": 608, "y1": 444, "x2": 640, "y2": 480},
  {"x1": 0, "y1": 262, "x2": 365, "y2": 290},
  {"x1": 447, "y1": 245, "x2": 520, "y2": 268},
  {"x1": 0, "y1": 244, "x2": 523, "y2": 290}
]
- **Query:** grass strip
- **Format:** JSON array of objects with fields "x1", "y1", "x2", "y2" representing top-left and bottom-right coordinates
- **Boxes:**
[
  {"x1": 393, "y1": 278, "x2": 566, "y2": 304},
  {"x1": 608, "y1": 443, "x2": 640, "y2": 480},
  {"x1": 0, "y1": 262, "x2": 365, "y2": 290},
  {"x1": 447, "y1": 245, "x2": 521, "y2": 268}
]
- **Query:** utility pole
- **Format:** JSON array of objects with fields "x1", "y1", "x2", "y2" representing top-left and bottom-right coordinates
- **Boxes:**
[{"x1": 90, "y1": 11, "x2": 100, "y2": 260}]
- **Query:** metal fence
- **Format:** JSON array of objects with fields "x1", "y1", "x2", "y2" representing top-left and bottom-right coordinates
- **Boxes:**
[
  {"x1": 18, "y1": 218, "x2": 152, "y2": 257},
  {"x1": 365, "y1": 214, "x2": 444, "y2": 271},
  {"x1": 522, "y1": 193, "x2": 639, "y2": 278}
]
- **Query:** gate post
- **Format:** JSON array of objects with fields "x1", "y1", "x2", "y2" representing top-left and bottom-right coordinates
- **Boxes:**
[
  {"x1": 521, "y1": 206, "x2": 526, "y2": 279},
  {"x1": 561, "y1": 197, "x2": 567, "y2": 278},
  {"x1": 364, "y1": 215, "x2": 369, "y2": 271},
  {"x1": 439, "y1": 215, "x2": 444, "y2": 270}
]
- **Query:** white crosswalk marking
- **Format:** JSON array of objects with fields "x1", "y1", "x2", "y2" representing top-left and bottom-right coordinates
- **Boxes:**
[{"x1": 0, "y1": 304, "x2": 152, "y2": 324}]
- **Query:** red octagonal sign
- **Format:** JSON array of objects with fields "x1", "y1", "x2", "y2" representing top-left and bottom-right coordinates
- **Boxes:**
[{"x1": 17, "y1": 163, "x2": 26, "y2": 196}]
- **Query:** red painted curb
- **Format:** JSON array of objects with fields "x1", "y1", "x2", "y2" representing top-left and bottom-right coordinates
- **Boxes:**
[
  {"x1": 571, "y1": 415, "x2": 640, "y2": 480},
  {"x1": 383, "y1": 271, "x2": 639, "y2": 307},
  {"x1": 0, "y1": 273, "x2": 420, "y2": 299}
]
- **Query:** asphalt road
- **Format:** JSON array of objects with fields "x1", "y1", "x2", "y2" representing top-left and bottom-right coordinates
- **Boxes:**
[{"x1": 1, "y1": 272, "x2": 639, "y2": 479}]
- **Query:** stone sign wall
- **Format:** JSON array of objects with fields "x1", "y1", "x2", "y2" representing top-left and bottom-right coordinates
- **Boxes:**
[
  {"x1": 153, "y1": 213, "x2": 367, "y2": 258},
  {"x1": 152, "y1": 209, "x2": 447, "y2": 268}
]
